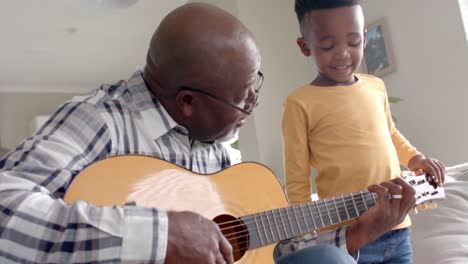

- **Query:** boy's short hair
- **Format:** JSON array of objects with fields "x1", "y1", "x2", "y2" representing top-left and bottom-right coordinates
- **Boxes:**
[{"x1": 294, "y1": 0, "x2": 362, "y2": 22}]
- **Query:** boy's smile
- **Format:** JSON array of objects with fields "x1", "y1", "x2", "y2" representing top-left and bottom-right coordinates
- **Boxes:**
[
  {"x1": 297, "y1": 5, "x2": 366, "y2": 86},
  {"x1": 330, "y1": 64, "x2": 353, "y2": 74}
]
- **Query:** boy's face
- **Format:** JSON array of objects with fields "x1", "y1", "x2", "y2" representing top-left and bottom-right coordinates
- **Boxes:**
[{"x1": 297, "y1": 5, "x2": 366, "y2": 86}]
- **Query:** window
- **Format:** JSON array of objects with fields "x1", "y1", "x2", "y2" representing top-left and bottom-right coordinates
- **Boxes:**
[{"x1": 460, "y1": 0, "x2": 468, "y2": 43}]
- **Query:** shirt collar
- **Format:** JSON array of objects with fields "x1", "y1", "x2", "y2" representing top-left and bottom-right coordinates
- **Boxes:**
[{"x1": 125, "y1": 69, "x2": 189, "y2": 141}]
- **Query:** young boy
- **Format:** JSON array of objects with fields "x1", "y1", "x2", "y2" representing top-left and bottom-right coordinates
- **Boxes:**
[{"x1": 282, "y1": 0, "x2": 445, "y2": 263}]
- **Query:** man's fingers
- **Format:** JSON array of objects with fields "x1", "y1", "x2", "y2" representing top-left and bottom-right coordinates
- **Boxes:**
[
  {"x1": 218, "y1": 234, "x2": 234, "y2": 264},
  {"x1": 215, "y1": 252, "x2": 227, "y2": 264},
  {"x1": 380, "y1": 182, "x2": 403, "y2": 195},
  {"x1": 390, "y1": 177, "x2": 410, "y2": 188},
  {"x1": 368, "y1": 184, "x2": 390, "y2": 201},
  {"x1": 391, "y1": 177, "x2": 416, "y2": 200}
]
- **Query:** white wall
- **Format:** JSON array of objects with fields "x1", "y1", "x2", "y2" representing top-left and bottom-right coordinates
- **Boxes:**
[
  {"x1": 236, "y1": 0, "x2": 313, "y2": 181},
  {"x1": 1, "y1": 0, "x2": 466, "y2": 177},
  {"x1": 0, "y1": 93, "x2": 77, "y2": 150},
  {"x1": 236, "y1": 0, "x2": 468, "y2": 183},
  {"x1": 362, "y1": 0, "x2": 468, "y2": 166},
  {"x1": 189, "y1": 0, "x2": 310, "y2": 175}
]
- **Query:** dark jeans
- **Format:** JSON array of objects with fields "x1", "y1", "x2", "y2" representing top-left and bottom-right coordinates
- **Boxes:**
[
  {"x1": 358, "y1": 228, "x2": 412, "y2": 264},
  {"x1": 275, "y1": 244, "x2": 357, "y2": 264}
]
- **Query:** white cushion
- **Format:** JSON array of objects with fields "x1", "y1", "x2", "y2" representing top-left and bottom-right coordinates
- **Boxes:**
[{"x1": 411, "y1": 163, "x2": 468, "y2": 264}]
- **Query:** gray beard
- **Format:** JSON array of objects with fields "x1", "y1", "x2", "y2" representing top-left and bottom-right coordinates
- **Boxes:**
[{"x1": 216, "y1": 128, "x2": 239, "y2": 143}]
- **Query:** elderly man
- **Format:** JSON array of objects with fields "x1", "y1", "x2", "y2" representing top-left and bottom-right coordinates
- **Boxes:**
[{"x1": 0, "y1": 3, "x2": 414, "y2": 263}]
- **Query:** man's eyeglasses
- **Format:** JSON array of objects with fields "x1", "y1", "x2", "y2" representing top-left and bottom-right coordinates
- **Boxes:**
[{"x1": 179, "y1": 71, "x2": 264, "y2": 115}]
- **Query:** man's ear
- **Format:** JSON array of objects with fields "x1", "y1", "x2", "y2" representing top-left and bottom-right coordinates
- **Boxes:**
[
  {"x1": 175, "y1": 91, "x2": 194, "y2": 117},
  {"x1": 297, "y1": 37, "x2": 311, "y2": 57}
]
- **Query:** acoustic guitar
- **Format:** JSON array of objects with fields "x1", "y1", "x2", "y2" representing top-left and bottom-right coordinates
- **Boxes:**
[{"x1": 64, "y1": 155, "x2": 445, "y2": 263}]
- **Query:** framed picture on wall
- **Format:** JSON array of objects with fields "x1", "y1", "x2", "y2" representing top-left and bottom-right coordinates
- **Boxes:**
[{"x1": 362, "y1": 18, "x2": 395, "y2": 77}]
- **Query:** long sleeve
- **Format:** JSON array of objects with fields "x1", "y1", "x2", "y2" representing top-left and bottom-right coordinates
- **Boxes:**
[
  {"x1": 274, "y1": 227, "x2": 351, "y2": 260},
  {"x1": 282, "y1": 99, "x2": 312, "y2": 205},
  {"x1": 383, "y1": 89, "x2": 422, "y2": 167},
  {"x1": 0, "y1": 102, "x2": 167, "y2": 263}
]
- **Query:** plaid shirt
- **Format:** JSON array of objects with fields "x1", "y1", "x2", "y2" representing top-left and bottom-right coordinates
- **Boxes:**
[
  {"x1": 274, "y1": 227, "x2": 352, "y2": 261},
  {"x1": 0, "y1": 70, "x2": 348, "y2": 263}
]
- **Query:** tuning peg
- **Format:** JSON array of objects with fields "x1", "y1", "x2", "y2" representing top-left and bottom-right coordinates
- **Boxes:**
[
  {"x1": 428, "y1": 202, "x2": 438, "y2": 210},
  {"x1": 419, "y1": 203, "x2": 429, "y2": 211},
  {"x1": 416, "y1": 201, "x2": 438, "y2": 211}
]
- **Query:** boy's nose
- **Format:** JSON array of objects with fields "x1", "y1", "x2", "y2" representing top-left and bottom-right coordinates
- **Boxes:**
[{"x1": 334, "y1": 48, "x2": 351, "y2": 60}]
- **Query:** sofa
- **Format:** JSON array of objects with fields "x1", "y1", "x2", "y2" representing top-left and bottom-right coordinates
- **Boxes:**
[{"x1": 411, "y1": 162, "x2": 468, "y2": 264}]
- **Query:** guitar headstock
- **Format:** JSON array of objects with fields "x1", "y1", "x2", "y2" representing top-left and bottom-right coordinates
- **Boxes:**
[{"x1": 402, "y1": 172, "x2": 446, "y2": 211}]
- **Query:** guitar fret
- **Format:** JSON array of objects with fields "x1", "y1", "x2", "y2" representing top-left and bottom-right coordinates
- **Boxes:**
[
  {"x1": 259, "y1": 213, "x2": 270, "y2": 244},
  {"x1": 332, "y1": 198, "x2": 342, "y2": 223},
  {"x1": 365, "y1": 193, "x2": 376, "y2": 210},
  {"x1": 351, "y1": 193, "x2": 360, "y2": 216},
  {"x1": 307, "y1": 203, "x2": 318, "y2": 230},
  {"x1": 327, "y1": 199, "x2": 340, "y2": 225},
  {"x1": 286, "y1": 208, "x2": 296, "y2": 236},
  {"x1": 265, "y1": 211, "x2": 276, "y2": 242},
  {"x1": 316, "y1": 201, "x2": 325, "y2": 227},
  {"x1": 346, "y1": 194, "x2": 359, "y2": 218},
  {"x1": 272, "y1": 209, "x2": 282, "y2": 240},
  {"x1": 299, "y1": 204, "x2": 310, "y2": 232},
  {"x1": 291, "y1": 206, "x2": 302, "y2": 234},
  {"x1": 341, "y1": 195, "x2": 350, "y2": 220},
  {"x1": 360, "y1": 191, "x2": 368, "y2": 211},
  {"x1": 324, "y1": 199, "x2": 333, "y2": 225},
  {"x1": 278, "y1": 208, "x2": 289, "y2": 238},
  {"x1": 253, "y1": 213, "x2": 264, "y2": 245}
]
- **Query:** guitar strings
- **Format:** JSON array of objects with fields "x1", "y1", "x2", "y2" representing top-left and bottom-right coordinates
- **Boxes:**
[
  {"x1": 222, "y1": 195, "x2": 373, "y2": 239},
  {"x1": 221, "y1": 184, "x2": 433, "y2": 257},
  {"x1": 220, "y1": 196, "x2": 375, "y2": 242},
  {"x1": 219, "y1": 192, "x2": 376, "y2": 233},
  {"x1": 220, "y1": 196, "x2": 376, "y2": 247},
  {"x1": 221, "y1": 188, "x2": 433, "y2": 237},
  {"x1": 224, "y1": 191, "x2": 432, "y2": 250},
  {"x1": 224, "y1": 196, "x2": 377, "y2": 256},
  {"x1": 218, "y1": 180, "x2": 434, "y2": 233}
]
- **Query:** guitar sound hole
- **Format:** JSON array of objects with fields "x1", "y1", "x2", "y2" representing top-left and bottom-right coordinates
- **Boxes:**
[{"x1": 213, "y1": 214, "x2": 249, "y2": 261}]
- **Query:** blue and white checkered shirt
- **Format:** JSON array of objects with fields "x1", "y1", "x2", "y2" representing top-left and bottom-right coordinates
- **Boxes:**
[
  {"x1": 0, "y1": 70, "x2": 348, "y2": 263},
  {"x1": 0, "y1": 70, "x2": 232, "y2": 263}
]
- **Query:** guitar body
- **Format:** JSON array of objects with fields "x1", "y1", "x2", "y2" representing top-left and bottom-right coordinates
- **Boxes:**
[
  {"x1": 64, "y1": 155, "x2": 289, "y2": 264},
  {"x1": 64, "y1": 155, "x2": 445, "y2": 263}
]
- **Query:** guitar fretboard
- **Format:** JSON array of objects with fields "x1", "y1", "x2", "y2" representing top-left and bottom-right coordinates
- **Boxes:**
[{"x1": 241, "y1": 191, "x2": 376, "y2": 249}]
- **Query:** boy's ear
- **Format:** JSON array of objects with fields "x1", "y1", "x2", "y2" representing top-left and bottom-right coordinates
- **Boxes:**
[
  {"x1": 363, "y1": 29, "x2": 368, "y2": 49},
  {"x1": 297, "y1": 37, "x2": 311, "y2": 57}
]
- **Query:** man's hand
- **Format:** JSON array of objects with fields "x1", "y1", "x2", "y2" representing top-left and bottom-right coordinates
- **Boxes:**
[
  {"x1": 165, "y1": 211, "x2": 234, "y2": 264},
  {"x1": 346, "y1": 178, "x2": 416, "y2": 253},
  {"x1": 408, "y1": 155, "x2": 445, "y2": 186}
]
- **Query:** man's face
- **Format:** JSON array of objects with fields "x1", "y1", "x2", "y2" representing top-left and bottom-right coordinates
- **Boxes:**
[
  {"x1": 169, "y1": 29, "x2": 262, "y2": 143},
  {"x1": 299, "y1": 5, "x2": 366, "y2": 86},
  {"x1": 186, "y1": 69, "x2": 262, "y2": 143}
]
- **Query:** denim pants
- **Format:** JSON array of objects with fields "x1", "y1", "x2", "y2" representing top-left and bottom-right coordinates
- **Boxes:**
[
  {"x1": 358, "y1": 228, "x2": 412, "y2": 264},
  {"x1": 275, "y1": 244, "x2": 357, "y2": 264}
]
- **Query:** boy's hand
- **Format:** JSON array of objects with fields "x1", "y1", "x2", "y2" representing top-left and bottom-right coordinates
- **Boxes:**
[{"x1": 408, "y1": 155, "x2": 445, "y2": 186}]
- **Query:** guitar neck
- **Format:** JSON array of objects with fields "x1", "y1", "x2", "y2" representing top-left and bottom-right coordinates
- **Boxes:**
[{"x1": 241, "y1": 191, "x2": 376, "y2": 249}]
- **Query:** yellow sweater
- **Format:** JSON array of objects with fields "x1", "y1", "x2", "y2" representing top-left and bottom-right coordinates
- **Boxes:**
[{"x1": 282, "y1": 74, "x2": 421, "y2": 230}]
